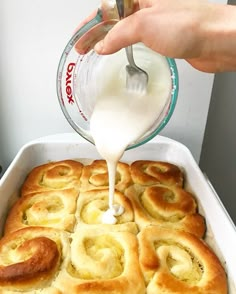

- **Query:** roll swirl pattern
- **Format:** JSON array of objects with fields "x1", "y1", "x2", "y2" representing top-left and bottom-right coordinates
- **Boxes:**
[
  {"x1": 55, "y1": 228, "x2": 146, "y2": 294},
  {"x1": 4, "y1": 188, "x2": 79, "y2": 234},
  {"x1": 21, "y1": 160, "x2": 83, "y2": 196},
  {"x1": 138, "y1": 226, "x2": 227, "y2": 294},
  {"x1": 126, "y1": 184, "x2": 205, "y2": 237},
  {"x1": 80, "y1": 160, "x2": 132, "y2": 192},
  {"x1": 76, "y1": 188, "x2": 138, "y2": 233},
  {"x1": 130, "y1": 160, "x2": 184, "y2": 187}
]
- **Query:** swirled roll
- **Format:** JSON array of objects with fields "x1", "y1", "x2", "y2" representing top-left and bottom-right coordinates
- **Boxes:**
[
  {"x1": 80, "y1": 160, "x2": 132, "y2": 192},
  {"x1": 75, "y1": 188, "x2": 138, "y2": 234},
  {"x1": 138, "y1": 226, "x2": 227, "y2": 294},
  {"x1": 0, "y1": 227, "x2": 70, "y2": 293},
  {"x1": 55, "y1": 228, "x2": 146, "y2": 294},
  {"x1": 130, "y1": 160, "x2": 184, "y2": 187},
  {"x1": 4, "y1": 188, "x2": 79, "y2": 234},
  {"x1": 126, "y1": 184, "x2": 205, "y2": 238},
  {"x1": 21, "y1": 160, "x2": 83, "y2": 196}
]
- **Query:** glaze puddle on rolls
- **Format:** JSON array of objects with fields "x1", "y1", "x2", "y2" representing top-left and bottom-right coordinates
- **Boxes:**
[{"x1": 0, "y1": 159, "x2": 228, "y2": 294}]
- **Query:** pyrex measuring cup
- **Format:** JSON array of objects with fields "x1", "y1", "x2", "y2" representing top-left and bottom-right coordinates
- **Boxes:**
[{"x1": 56, "y1": 0, "x2": 179, "y2": 150}]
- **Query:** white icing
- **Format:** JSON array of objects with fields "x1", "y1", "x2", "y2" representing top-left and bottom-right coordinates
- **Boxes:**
[
  {"x1": 90, "y1": 45, "x2": 171, "y2": 224},
  {"x1": 102, "y1": 205, "x2": 125, "y2": 225},
  {"x1": 102, "y1": 209, "x2": 118, "y2": 225},
  {"x1": 111, "y1": 204, "x2": 124, "y2": 216}
]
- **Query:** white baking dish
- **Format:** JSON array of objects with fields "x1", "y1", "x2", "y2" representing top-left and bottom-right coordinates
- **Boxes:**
[{"x1": 0, "y1": 133, "x2": 235, "y2": 293}]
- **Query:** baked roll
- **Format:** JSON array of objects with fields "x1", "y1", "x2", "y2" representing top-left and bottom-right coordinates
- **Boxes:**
[
  {"x1": 126, "y1": 184, "x2": 205, "y2": 238},
  {"x1": 4, "y1": 188, "x2": 79, "y2": 235},
  {"x1": 0, "y1": 227, "x2": 70, "y2": 293},
  {"x1": 75, "y1": 188, "x2": 138, "y2": 234},
  {"x1": 130, "y1": 160, "x2": 184, "y2": 187},
  {"x1": 21, "y1": 160, "x2": 83, "y2": 196},
  {"x1": 55, "y1": 228, "x2": 146, "y2": 294},
  {"x1": 138, "y1": 226, "x2": 228, "y2": 294},
  {"x1": 80, "y1": 160, "x2": 132, "y2": 192}
]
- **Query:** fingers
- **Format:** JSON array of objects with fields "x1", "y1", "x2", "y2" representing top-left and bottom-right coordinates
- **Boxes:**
[{"x1": 94, "y1": 12, "x2": 143, "y2": 54}]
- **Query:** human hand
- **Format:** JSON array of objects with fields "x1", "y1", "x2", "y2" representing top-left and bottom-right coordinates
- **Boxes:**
[{"x1": 92, "y1": 0, "x2": 236, "y2": 73}]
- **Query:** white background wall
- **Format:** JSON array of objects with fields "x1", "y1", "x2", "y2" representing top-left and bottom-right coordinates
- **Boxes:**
[{"x1": 0, "y1": 0, "x2": 226, "y2": 175}]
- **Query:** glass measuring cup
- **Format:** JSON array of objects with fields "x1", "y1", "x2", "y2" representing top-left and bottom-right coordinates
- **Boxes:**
[{"x1": 56, "y1": 0, "x2": 179, "y2": 150}]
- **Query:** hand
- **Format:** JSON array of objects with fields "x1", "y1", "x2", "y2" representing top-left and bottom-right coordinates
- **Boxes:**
[{"x1": 92, "y1": 0, "x2": 236, "y2": 73}]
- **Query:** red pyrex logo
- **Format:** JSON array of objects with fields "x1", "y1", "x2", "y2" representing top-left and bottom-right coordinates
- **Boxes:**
[{"x1": 65, "y1": 62, "x2": 75, "y2": 104}]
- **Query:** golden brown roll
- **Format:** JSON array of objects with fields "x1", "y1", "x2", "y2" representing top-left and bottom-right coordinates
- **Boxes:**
[
  {"x1": 75, "y1": 188, "x2": 138, "y2": 234},
  {"x1": 130, "y1": 160, "x2": 184, "y2": 187},
  {"x1": 4, "y1": 188, "x2": 79, "y2": 235},
  {"x1": 0, "y1": 227, "x2": 70, "y2": 293},
  {"x1": 54, "y1": 228, "x2": 146, "y2": 294},
  {"x1": 138, "y1": 226, "x2": 228, "y2": 294},
  {"x1": 21, "y1": 160, "x2": 84, "y2": 196},
  {"x1": 80, "y1": 160, "x2": 132, "y2": 192},
  {"x1": 126, "y1": 184, "x2": 205, "y2": 238}
]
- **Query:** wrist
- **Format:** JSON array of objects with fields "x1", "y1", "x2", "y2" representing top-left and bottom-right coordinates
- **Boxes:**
[{"x1": 201, "y1": 3, "x2": 236, "y2": 71}]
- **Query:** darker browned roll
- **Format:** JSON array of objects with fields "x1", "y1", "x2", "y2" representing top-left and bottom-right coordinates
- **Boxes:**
[
  {"x1": 138, "y1": 226, "x2": 228, "y2": 294},
  {"x1": 4, "y1": 188, "x2": 79, "y2": 235},
  {"x1": 0, "y1": 227, "x2": 69, "y2": 292},
  {"x1": 130, "y1": 160, "x2": 184, "y2": 187},
  {"x1": 21, "y1": 160, "x2": 84, "y2": 197},
  {"x1": 80, "y1": 160, "x2": 132, "y2": 192},
  {"x1": 126, "y1": 184, "x2": 206, "y2": 238}
]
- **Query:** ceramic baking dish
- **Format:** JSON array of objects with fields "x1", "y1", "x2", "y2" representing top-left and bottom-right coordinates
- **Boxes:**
[{"x1": 0, "y1": 133, "x2": 235, "y2": 292}]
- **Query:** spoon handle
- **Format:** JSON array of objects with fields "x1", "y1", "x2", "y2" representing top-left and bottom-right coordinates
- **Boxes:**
[{"x1": 115, "y1": 0, "x2": 134, "y2": 18}]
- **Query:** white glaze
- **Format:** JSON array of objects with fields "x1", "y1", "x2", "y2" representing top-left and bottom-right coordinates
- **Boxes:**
[{"x1": 90, "y1": 44, "x2": 171, "y2": 224}]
